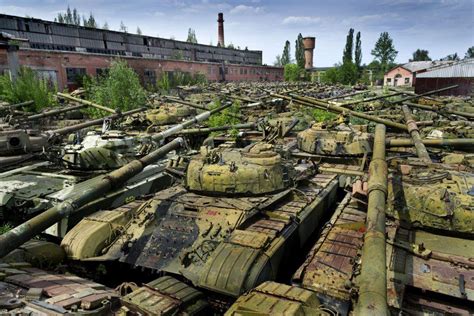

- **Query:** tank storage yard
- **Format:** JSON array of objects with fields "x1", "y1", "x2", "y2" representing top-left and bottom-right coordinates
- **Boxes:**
[{"x1": 0, "y1": 4, "x2": 473, "y2": 316}]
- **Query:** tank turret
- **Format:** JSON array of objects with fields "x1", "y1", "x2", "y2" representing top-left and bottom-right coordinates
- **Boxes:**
[
  {"x1": 186, "y1": 143, "x2": 292, "y2": 195},
  {"x1": 61, "y1": 130, "x2": 155, "y2": 170},
  {"x1": 0, "y1": 107, "x2": 145, "y2": 169},
  {"x1": 297, "y1": 121, "x2": 372, "y2": 155},
  {"x1": 146, "y1": 103, "x2": 196, "y2": 125}
]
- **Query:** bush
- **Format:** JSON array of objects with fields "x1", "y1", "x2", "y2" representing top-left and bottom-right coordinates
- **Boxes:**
[
  {"x1": 0, "y1": 67, "x2": 57, "y2": 111},
  {"x1": 284, "y1": 64, "x2": 303, "y2": 82},
  {"x1": 84, "y1": 60, "x2": 146, "y2": 116},
  {"x1": 206, "y1": 99, "x2": 242, "y2": 138},
  {"x1": 321, "y1": 67, "x2": 339, "y2": 84}
]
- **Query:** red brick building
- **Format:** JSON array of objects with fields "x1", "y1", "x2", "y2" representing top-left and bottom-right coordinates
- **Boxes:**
[
  {"x1": 0, "y1": 13, "x2": 283, "y2": 90},
  {"x1": 0, "y1": 49, "x2": 283, "y2": 90}
]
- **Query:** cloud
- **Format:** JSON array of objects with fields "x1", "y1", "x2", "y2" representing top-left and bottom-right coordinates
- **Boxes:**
[
  {"x1": 282, "y1": 16, "x2": 321, "y2": 25},
  {"x1": 230, "y1": 5, "x2": 264, "y2": 15},
  {"x1": 153, "y1": 11, "x2": 165, "y2": 16}
]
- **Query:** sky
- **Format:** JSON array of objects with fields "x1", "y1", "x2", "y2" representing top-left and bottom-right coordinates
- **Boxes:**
[{"x1": 1, "y1": 0, "x2": 473, "y2": 66}]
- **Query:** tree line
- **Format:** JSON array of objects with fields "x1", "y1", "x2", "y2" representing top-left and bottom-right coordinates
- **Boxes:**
[{"x1": 275, "y1": 29, "x2": 474, "y2": 84}]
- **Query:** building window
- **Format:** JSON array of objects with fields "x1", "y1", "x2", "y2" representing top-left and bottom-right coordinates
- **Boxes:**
[
  {"x1": 96, "y1": 68, "x2": 109, "y2": 77},
  {"x1": 240, "y1": 68, "x2": 243, "y2": 75},
  {"x1": 386, "y1": 78, "x2": 391, "y2": 83},
  {"x1": 144, "y1": 69, "x2": 157, "y2": 86},
  {"x1": 405, "y1": 77, "x2": 410, "y2": 84},
  {"x1": 66, "y1": 68, "x2": 87, "y2": 84}
]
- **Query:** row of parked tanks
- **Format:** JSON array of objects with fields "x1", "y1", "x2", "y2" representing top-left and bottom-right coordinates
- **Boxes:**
[{"x1": 0, "y1": 82, "x2": 473, "y2": 315}]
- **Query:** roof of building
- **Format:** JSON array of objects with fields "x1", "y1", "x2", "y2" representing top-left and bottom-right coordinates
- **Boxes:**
[
  {"x1": 385, "y1": 60, "x2": 455, "y2": 75},
  {"x1": 416, "y1": 59, "x2": 474, "y2": 78}
]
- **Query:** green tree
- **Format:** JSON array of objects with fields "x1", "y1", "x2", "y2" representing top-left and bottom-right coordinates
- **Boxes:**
[
  {"x1": 371, "y1": 32, "x2": 398, "y2": 73},
  {"x1": 295, "y1": 33, "x2": 305, "y2": 69},
  {"x1": 321, "y1": 67, "x2": 339, "y2": 84},
  {"x1": 410, "y1": 49, "x2": 431, "y2": 61},
  {"x1": 281, "y1": 40, "x2": 291, "y2": 66},
  {"x1": 85, "y1": 60, "x2": 146, "y2": 115},
  {"x1": 355, "y1": 31, "x2": 362, "y2": 71},
  {"x1": 466, "y1": 46, "x2": 474, "y2": 58},
  {"x1": 227, "y1": 43, "x2": 235, "y2": 49},
  {"x1": 274, "y1": 55, "x2": 282, "y2": 67},
  {"x1": 119, "y1": 21, "x2": 128, "y2": 33},
  {"x1": 102, "y1": 22, "x2": 109, "y2": 30},
  {"x1": 136, "y1": 27, "x2": 142, "y2": 35},
  {"x1": 441, "y1": 53, "x2": 460, "y2": 61},
  {"x1": 186, "y1": 28, "x2": 198, "y2": 43},
  {"x1": 343, "y1": 28, "x2": 354, "y2": 63},
  {"x1": 83, "y1": 13, "x2": 97, "y2": 28},
  {"x1": 284, "y1": 64, "x2": 301, "y2": 82},
  {"x1": 72, "y1": 8, "x2": 80, "y2": 26},
  {"x1": 338, "y1": 61, "x2": 358, "y2": 84}
]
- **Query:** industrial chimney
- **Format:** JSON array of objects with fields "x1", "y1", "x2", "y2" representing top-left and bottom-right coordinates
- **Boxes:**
[
  {"x1": 217, "y1": 13, "x2": 225, "y2": 47},
  {"x1": 303, "y1": 37, "x2": 316, "y2": 69}
]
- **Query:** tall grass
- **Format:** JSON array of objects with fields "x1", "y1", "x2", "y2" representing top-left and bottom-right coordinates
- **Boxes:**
[{"x1": 0, "y1": 67, "x2": 57, "y2": 111}]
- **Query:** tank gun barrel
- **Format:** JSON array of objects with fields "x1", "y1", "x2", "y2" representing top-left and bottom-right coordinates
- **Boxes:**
[
  {"x1": 57, "y1": 92, "x2": 117, "y2": 114},
  {"x1": 386, "y1": 137, "x2": 474, "y2": 148},
  {"x1": 0, "y1": 137, "x2": 184, "y2": 259},
  {"x1": 337, "y1": 91, "x2": 404, "y2": 107},
  {"x1": 50, "y1": 107, "x2": 145, "y2": 136},
  {"x1": 178, "y1": 122, "x2": 256, "y2": 135},
  {"x1": 323, "y1": 89, "x2": 371, "y2": 101},
  {"x1": 404, "y1": 101, "x2": 474, "y2": 120},
  {"x1": 389, "y1": 85, "x2": 458, "y2": 105},
  {"x1": 0, "y1": 100, "x2": 34, "y2": 110},
  {"x1": 151, "y1": 102, "x2": 232, "y2": 142},
  {"x1": 25, "y1": 104, "x2": 87, "y2": 121},
  {"x1": 271, "y1": 93, "x2": 408, "y2": 131},
  {"x1": 355, "y1": 124, "x2": 388, "y2": 315},
  {"x1": 164, "y1": 96, "x2": 209, "y2": 111},
  {"x1": 402, "y1": 104, "x2": 432, "y2": 163},
  {"x1": 164, "y1": 96, "x2": 243, "y2": 120}
]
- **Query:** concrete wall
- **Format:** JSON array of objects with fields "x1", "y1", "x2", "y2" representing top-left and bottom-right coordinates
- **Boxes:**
[
  {"x1": 0, "y1": 49, "x2": 283, "y2": 90},
  {"x1": 384, "y1": 66, "x2": 413, "y2": 87}
]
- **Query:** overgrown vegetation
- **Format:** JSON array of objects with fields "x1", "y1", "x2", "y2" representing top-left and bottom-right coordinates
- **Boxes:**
[
  {"x1": 84, "y1": 60, "x2": 146, "y2": 117},
  {"x1": 0, "y1": 67, "x2": 57, "y2": 111},
  {"x1": 284, "y1": 64, "x2": 304, "y2": 82},
  {"x1": 156, "y1": 71, "x2": 207, "y2": 93},
  {"x1": 311, "y1": 108, "x2": 337, "y2": 122},
  {"x1": 0, "y1": 223, "x2": 12, "y2": 234},
  {"x1": 207, "y1": 99, "x2": 241, "y2": 137}
]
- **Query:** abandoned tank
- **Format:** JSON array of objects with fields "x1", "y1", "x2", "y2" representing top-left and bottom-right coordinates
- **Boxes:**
[
  {"x1": 61, "y1": 140, "x2": 341, "y2": 311},
  {"x1": 226, "y1": 124, "x2": 474, "y2": 315},
  {"x1": 0, "y1": 104, "x2": 231, "y2": 234}
]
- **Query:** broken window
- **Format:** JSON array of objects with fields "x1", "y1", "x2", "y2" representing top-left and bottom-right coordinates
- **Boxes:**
[
  {"x1": 96, "y1": 68, "x2": 109, "y2": 77},
  {"x1": 144, "y1": 69, "x2": 157, "y2": 86},
  {"x1": 66, "y1": 68, "x2": 87, "y2": 84},
  {"x1": 387, "y1": 78, "x2": 391, "y2": 83},
  {"x1": 405, "y1": 77, "x2": 410, "y2": 84}
]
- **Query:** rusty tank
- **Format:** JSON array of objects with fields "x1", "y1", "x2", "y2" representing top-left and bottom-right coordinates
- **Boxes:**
[
  {"x1": 227, "y1": 124, "x2": 474, "y2": 315},
  {"x1": 61, "y1": 140, "x2": 340, "y2": 311}
]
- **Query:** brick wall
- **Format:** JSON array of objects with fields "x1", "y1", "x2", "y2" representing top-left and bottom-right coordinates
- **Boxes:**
[{"x1": 0, "y1": 49, "x2": 283, "y2": 90}]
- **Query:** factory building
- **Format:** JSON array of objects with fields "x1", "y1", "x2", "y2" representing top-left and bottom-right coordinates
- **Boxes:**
[
  {"x1": 0, "y1": 13, "x2": 284, "y2": 90},
  {"x1": 415, "y1": 59, "x2": 474, "y2": 96}
]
